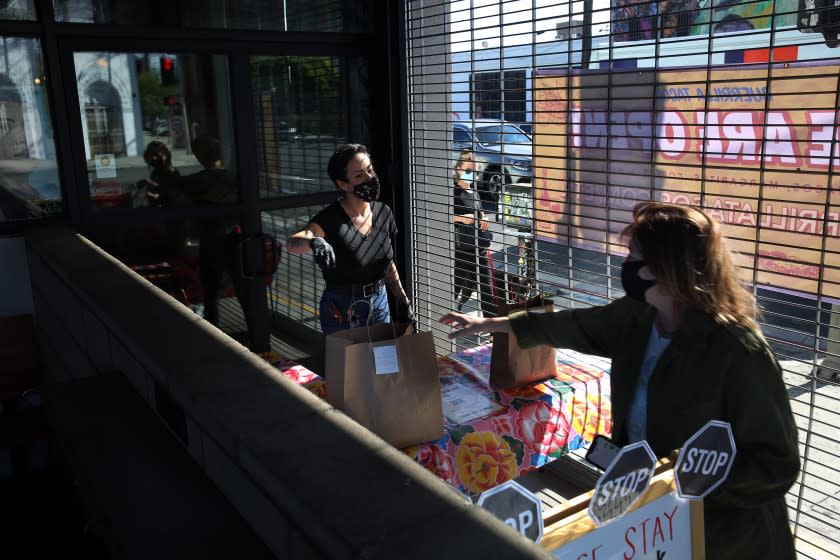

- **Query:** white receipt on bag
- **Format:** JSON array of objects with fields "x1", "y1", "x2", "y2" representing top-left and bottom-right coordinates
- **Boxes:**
[{"x1": 373, "y1": 344, "x2": 399, "y2": 374}]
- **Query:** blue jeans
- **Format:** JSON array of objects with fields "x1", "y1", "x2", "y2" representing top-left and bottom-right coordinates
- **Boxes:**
[{"x1": 319, "y1": 284, "x2": 391, "y2": 335}]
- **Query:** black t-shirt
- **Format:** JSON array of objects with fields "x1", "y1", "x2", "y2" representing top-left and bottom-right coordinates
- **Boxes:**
[
  {"x1": 454, "y1": 184, "x2": 482, "y2": 246},
  {"x1": 311, "y1": 199, "x2": 397, "y2": 284},
  {"x1": 454, "y1": 184, "x2": 481, "y2": 217}
]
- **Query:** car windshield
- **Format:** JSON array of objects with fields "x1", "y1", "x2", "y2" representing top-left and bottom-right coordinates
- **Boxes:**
[{"x1": 474, "y1": 125, "x2": 531, "y2": 145}]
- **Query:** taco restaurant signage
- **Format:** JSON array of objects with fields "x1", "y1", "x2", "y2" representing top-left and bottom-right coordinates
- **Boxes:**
[{"x1": 534, "y1": 62, "x2": 840, "y2": 299}]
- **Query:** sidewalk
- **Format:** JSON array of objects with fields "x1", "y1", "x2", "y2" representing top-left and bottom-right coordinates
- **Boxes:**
[{"x1": 780, "y1": 357, "x2": 840, "y2": 557}]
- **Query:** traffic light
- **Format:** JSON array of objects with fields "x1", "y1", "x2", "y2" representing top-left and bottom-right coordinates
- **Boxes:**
[{"x1": 160, "y1": 55, "x2": 176, "y2": 85}]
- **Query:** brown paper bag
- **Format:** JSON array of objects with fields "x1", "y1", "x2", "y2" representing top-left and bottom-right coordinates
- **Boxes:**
[
  {"x1": 490, "y1": 295, "x2": 558, "y2": 388},
  {"x1": 325, "y1": 322, "x2": 444, "y2": 448}
]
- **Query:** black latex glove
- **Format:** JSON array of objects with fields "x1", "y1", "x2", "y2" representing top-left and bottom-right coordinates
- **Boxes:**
[
  {"x1": 309, "y1": 237, "x2": 336, "y2": 271},
  {"x1": 405, "y1": 301, "x2": 417, "y2": 329}
]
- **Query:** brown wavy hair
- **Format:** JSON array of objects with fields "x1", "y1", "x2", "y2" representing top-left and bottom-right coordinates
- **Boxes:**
[{"x1": 621, "y1": 202, "x2": 758, "y2": 331}]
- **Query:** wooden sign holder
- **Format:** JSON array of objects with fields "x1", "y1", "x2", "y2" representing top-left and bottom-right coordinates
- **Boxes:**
[{"x1": 538, "y1": 458, "x2": 706, "y2": 558}]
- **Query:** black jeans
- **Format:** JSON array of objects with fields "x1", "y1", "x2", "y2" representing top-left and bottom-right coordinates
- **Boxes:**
[{"x1": 454, "y1": 244, "x2": 495, "y2": 317}]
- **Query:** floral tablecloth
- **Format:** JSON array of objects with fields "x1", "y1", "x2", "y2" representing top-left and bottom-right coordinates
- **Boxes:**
[
  {"x1": 260, "y1": 353, "x2": 327, "y2": 399},
  {"x1": 261, "y1": 345, "x2": 612, "y2": 497}
]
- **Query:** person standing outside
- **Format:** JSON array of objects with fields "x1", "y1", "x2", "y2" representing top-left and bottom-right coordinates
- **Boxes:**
[
  {"x1": 440, "y1": 202, "x2": 800, "y2": 559},
  {"x1": 287, "y1": 144, "x2": 412, "y2": 335},
  {"x1": 122, "y1": 140, "x2": 187, "y2": 265},
  {"x1": 178, "y1": 135, "x2": 246, "y2": 329},
  {"x1": 140, "y1": 140, "x2": 181, "y2": 208},
  {"x1": 453, "y1": 149, "x2": 495, "y2": 316}
]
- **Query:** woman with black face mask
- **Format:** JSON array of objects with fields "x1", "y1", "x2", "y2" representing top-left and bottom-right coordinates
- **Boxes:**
[
  {"x1": 126, "y1": 141, "x2": 185, "y2": 260},
  {"x1": 287, "y1": 143, "x2": 412, "y2": 334},
  {"x1": 452, "y1": 148, "x2": 495, "y2": 317},
  {"x1": 438, "y1": 202, "x2": 800, "y2": 560},
  {"x1": 138, "y1": 140, "x2": 182, "y2": 208}
]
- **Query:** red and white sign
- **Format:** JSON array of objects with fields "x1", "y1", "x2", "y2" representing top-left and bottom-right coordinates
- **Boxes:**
[
  {"x1": 552, "y1": 491, "x2": 692, "y2": 559},
  {"x1": 534, "y1": 62, "x2": 840, "y2": 300}
]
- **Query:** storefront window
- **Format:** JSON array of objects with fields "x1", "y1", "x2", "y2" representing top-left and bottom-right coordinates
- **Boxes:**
[
  {"x1": 0, "y1": 0, "x2": 36, "y2": 20},
  {"x1": 251, "y1": 55, "x2": 369, "y2": 198},
  {"x1": 73, "y1": 51, "x2": 236, "y2": 211},
  {"x1": 0, "y1": 37, "x2": 62, "y2": 222},
  {"x1": 53, "y1": 0, "x2": 373, "y2": 32}
]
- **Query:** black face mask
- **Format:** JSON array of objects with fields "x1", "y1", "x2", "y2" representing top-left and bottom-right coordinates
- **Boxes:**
[
  {"x1": 352, "y1": 174, "x2": 380, "y2": 202},
  {"x1": 621, "y1": 260, "x2": 657, "y2": 302}
]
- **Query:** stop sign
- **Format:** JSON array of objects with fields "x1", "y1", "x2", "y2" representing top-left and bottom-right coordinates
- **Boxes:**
[
  {"x1": 675, "y1": 420, "x2": 737, "y2": 499},
  {"x1": 476, "y1": 480, "x2": 544, "y2": 543},
  {"x1": 589, "y1": 441, "x2": 657, "y2": 526}
]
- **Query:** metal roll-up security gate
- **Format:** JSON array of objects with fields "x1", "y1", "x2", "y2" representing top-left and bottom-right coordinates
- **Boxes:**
[{"x1": 404, "y1": 1, "x2": 840, "y2": 556}]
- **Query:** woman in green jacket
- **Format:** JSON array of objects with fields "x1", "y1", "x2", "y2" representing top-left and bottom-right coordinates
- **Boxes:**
[{"x1": 440, "y1": 202, "x2": 800, "y2": 559}]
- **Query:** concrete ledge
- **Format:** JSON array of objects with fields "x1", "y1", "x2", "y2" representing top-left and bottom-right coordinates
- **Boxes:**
[
  {"x1": 44, "y1": 373, "x2": 275, "y2": 560},
  {"x1": 199, "y1": 424, "x2": 298, "y2": 556},
  {"x1": 25, "y1": 226, "x2": 550, "y2": 559},
  {"x1": 31, "y1": 285, "x2": 96, "y2": 382}
]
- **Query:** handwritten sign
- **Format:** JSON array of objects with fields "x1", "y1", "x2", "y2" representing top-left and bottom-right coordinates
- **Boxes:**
[{"x1": 553, "y1": 491, "x2": 692, "y2": 559}]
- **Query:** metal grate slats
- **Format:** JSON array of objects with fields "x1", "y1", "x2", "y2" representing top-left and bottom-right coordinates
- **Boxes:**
[{"x1": 405, "y1": 0, "x2": 840, "y2": 553}]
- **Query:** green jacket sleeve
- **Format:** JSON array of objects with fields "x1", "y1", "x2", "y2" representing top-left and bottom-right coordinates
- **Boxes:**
[
  {"x1": 508, "y1": 297, "x2": 649, "y2": 357},
  {"x1": 710, "y1": 331, "x2": 800, "y2": 507}
]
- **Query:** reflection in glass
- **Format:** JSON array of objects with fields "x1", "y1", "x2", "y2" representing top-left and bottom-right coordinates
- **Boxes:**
[
  {"x1": 0, "y1": 0, "x2": 36, "y2": 21},
  {"x1": 73, "y1": 52, "x2": 235, "y2": 211},
  {"x1": 53, "y1": 0, "x2": 372, "y2": 31},
  {"x1": 74, "y1": 50, "x2": 248, "y2": 338},
  {"x1": 252, "y1": 56, "x2": 369, "y2": 198},
  {"x1": 0, "y1": 37, "x2": 62, "y2": 222}
]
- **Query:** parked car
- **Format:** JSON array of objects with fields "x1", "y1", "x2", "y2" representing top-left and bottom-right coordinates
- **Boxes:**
[
  {"x1": 152, "y1": 117, "x2": 169, "y2": 137},
  {"x1": 276, "y1": 120, "x2": 300, "y2": 142},
  {"x1": 452, "y1": 119, "x2": 532, "y2": 214}
]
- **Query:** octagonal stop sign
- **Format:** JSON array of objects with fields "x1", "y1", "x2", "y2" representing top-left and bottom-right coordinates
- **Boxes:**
[
  {"x1": 476, "y1": 480, "x2": 544, "y2": 543},
  {"x1": 589, "y1": 441, "x2": 657, "y2": 526},
  {"x1": 675, "y1": 420, "x2": 737, "y2": 499}
]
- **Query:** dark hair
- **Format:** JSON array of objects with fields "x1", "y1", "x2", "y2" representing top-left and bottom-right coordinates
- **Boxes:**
[
  {"x1": 191, "y1": 135, "x2": 221, "y2": 168},
  {"x1": 622, "y1": 202, "x2": 758, "y2": 330},
  {"x1": 143, "y1": 141, "x2": 171, "y2": 166},
  {"x1": 327, "y1": 144, "x2": 369, "y2": 186}
]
